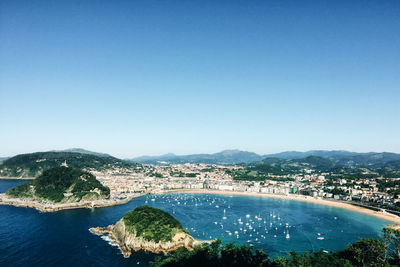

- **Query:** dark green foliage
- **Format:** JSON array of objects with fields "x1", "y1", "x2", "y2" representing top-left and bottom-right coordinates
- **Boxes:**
[
  {"x1": 6, "y1": 182, "x2": 33, "y2": 198},
  {"x1": 324, "y1": 187, "x2": 346, "y2": 196},
  {"x1": 377, "y1": 179, "x2": 400, "y2": 197},
  {"x1": 123, "y1": 205, "x2": 187, "y2": 243},
  {"x1": 338, "y1": 238, "x2": 387, "y2": 266},
  {"x1": 0, "y1": 152, "x2": 139, "y2": 177},
  {"x1": 5, "y1": 166, "x2": 110, "y2": 202},
  {"x1": 274, "y1": 251, "x2": 353, "y2": 267},
  {"x1": 151, "y1": 233, "x2": 399, "y2": 267},
  {"x1": 298, "y1": 156, "x2": 336, "y2": 170}
]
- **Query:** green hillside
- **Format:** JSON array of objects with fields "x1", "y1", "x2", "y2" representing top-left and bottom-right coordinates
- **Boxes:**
[
  {"x1": 122, "y1": 205, "x2": 188, "y2": 243},
  {"x1": 6, "y1": 166, "x2": 110, "y2": 202},
  {"x1": 0, "y1": 152, "x2": 139, "y2": 177},
  {"x1": 230, "y1": 154, "x2": 400, "y2": 181}
]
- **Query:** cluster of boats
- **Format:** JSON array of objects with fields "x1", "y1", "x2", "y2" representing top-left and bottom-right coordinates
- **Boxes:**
[{"x1": 143, "y1": 194, "x2": 326, "y2": 247}]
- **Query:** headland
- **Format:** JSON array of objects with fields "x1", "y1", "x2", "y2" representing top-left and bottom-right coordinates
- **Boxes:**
[
  {"x1": 89, "y1": 205, "x2": 206, "y2": 256},
  {"x1": 0, "y1": 193, "x2": 141, "y2": 212}
]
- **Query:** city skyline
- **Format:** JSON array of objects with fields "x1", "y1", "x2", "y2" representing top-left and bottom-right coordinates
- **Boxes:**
[{"x1": 1, "y1": 0, "x2": 399, "y2": 157}]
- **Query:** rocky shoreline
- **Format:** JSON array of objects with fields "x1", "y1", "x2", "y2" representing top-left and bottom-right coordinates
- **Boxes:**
[
  {"x1": 89, "y1": 219, "x2": 206, "y2": 257},
  {"x1": 0, "y1": 176, "x2": 35, "y2": 180},
  {"x1": 0, "y1": 193, "x2": 143, "y2": 212}
]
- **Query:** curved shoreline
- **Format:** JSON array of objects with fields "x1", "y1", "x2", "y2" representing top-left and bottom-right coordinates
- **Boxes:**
[
  {"x1": 0, "y1": 193, "x2": 145, "y2": 212},
  {"x1": 160, "y1": 189, "x2": 400, "y2": 225},
  {"x1": 2, "y1": 186, "x2": 399, "y2": 226}
]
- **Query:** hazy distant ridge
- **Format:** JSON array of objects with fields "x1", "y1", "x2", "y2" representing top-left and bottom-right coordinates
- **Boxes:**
[
  {"x1": 51, "y1": 148, "x2": 112, "y2": 158},
  {"x1": 130, "y1": 149, "x2": 263, "y2": 164},
  {"x1": 130, "y1": 149, "x2": 400, "y2": 166}
]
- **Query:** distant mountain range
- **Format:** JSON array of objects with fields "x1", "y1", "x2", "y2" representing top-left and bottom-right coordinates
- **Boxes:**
[
  {"x1": 263, "y1": 150, "x2": 360, "y2": 160},
  {"x1": 51, "y1": 148, "x2": 112, "y2": 158},
  {"x1": 130, "y1": 149, "x2": 263, "y2": 164},
  {"x1": 233, "y1": 153, "x2": 400, "y2": 180},
  {"x1": 130, "y1": 149, "x2": 400, "y2": 166},
  {"x1": 2, "y1": 148, "x2": 400, "y2": 178}
]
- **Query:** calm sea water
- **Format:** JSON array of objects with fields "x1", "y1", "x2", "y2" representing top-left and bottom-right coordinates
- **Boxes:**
[{"x1": 0, "y1": 180, "x2": 391, "y2": 266}]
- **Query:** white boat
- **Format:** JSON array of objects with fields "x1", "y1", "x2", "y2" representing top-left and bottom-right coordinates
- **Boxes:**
[{"x1": 317, "y1": 237, "x2": 324, "y2": 240}]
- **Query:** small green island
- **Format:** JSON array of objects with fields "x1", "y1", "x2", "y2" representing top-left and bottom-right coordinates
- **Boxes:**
[
  {"x1": 0, "y1": 166, "x2": 128, "y2": 212},
  {"x1": 89, "y1": 205, "x2": 204, "y2": 256}
]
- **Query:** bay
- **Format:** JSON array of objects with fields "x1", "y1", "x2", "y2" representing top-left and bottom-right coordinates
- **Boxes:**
[{"x1": 0, "y1": 180, "x2": 391, "y2": 266}]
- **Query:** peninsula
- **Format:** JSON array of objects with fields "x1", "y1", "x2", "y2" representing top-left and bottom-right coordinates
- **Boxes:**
[
  {"x1": 89, "y1": 205, "x2": 204, "y2": 256},
  {"x1": 0, "y1": 166, "x2": 134, "y2": 212}
]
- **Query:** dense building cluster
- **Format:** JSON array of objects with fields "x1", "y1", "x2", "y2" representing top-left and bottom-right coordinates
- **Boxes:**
[{"x1": 90, "y1": 163, "x2": 400, "y2": 214}]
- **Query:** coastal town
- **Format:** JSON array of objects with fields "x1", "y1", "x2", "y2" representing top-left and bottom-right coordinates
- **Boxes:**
[{"x1": 91, "y1": 163, "x2": 400, "y2": 217}]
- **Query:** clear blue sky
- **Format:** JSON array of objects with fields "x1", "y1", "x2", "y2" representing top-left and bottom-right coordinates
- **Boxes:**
[{"x1": 1, "y1": 0, "x2": 399, "y2": 158}]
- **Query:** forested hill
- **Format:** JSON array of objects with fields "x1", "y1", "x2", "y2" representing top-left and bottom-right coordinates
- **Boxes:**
[
  {"x1": 6, "y1": 166, "x2": 110, "y2": 203},
  {"x1": 230, "y1": 155, "x2": 400, "y2": 181},
  {"x1": 0, "y1": 152, "x2": 139, "y2": 178},
  {"x1": 123, "y1": 205, "x2": 188, "y2": 243}
]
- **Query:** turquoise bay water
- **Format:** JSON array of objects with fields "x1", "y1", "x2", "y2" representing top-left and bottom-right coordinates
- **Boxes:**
[{"x1": 0, "y1": 180, "x2": 392, "y2": 266}]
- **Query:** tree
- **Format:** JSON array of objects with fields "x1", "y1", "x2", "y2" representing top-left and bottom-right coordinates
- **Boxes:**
[
  {"x1": 383, "y1": 227, "x2": 400, "y2": 265},
  {"x1": 339, "y1": 238, "x2": 387, "y2": 266}
]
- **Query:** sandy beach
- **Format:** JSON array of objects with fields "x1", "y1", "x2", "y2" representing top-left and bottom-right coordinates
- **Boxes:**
[{"x1": 162, "y1": 189, "x2": 400, "y2": 225}]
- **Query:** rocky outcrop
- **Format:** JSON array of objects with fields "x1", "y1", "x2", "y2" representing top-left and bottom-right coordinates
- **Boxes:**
[{"x1": 90, "y1": 219, "x2": 204, "y2": 257}]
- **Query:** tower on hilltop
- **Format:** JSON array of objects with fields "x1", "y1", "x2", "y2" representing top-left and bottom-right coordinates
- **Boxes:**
[{"x1": 61, "y1": 160, "x2": 68, "y2": 167}]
